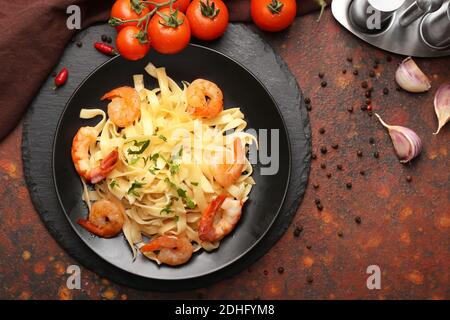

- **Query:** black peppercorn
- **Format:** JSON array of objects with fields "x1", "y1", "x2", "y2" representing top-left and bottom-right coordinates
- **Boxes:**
[
  {"x1": 306, "y1": 104, "x2": 312, "y2": 111},
  {"x1": 353, "y1": 69, "x2": 359, "y2": 76},
  {"x1": 342, "y1": 69, "x2": 347, "y2": 74},
  {"x1": 360, "y1": 170, "x2": 366, "y2": 176},
  {"x1": 107, "y1": 36, "x2": 112, "y2": 43},
  {"x1": 321, "y1": 81, "x2": 327, "y2": 88},
  {"x1": 317, "y1": 203, "x2": 324, "y2": 211},
  {"x1": 76, "y1": 41, "x2": 82, "y2": 48},
  {"x1": 320, "y1": 146, "x2": 327, "y2": 154},
  {"x1": 304, "y1": 97, "x2": 311, "y2": 104},
  {"x1": 337, "y1": 164, "x2": 343, "y2": 170},
  {"x1": 347, "y1": 57, "x2": 353, "y2": 62},
  {"x1": 383, "y1": 88, "x2": 389, "y2": 95},
  {"x1": 369, "y1": 71, "x2": 376, "y2": 78},
  {"x1": 357, "y1": 150, "x2": 363, "y2": 157},
  {"x1": 337, "y1": 231, "x2": 343, "y2": 237},
  {"x1": 319, "y1": 128, "x2": 325, "y2": 134},
  {"x1": 306, "y1": 244, "x2": 312, "y2": 249},
  {"x1": 307, "y1": 275, "x2": 314, "y2": 284},
  {"x1": 315, "y1": 198, "x2": 321, "y2": 205},
  {"x1": 313, "y1": 183, "x2": 319, "y2": 189},
  {"x1": 319, "y1": 72, "x2": 325, "y2": 79},
  {"x1": 406, "y1": 175, "x2": 412, "y2": 182},
  {"x1": 320, "y1": 163, "x2": 326, "y2": 169},
  {"x1": 355, "y1": 216, "x2": 362, "y2": 224},
  {"x1": 277, "y1": 267, "x2": 284, "y2": 274},
  {"x1": 347, "y1": 106, "x2": 354, "y2": 113},
  {"x1": 361, "y1": 81, "x2": 368, "y2": 89},
  {"x1": 294, "y1": 226, "x2": 303, "y2": 237},
  {"x1": 369, "y1": 137, "x2": 375, "y2": 144},
  {"x1": 373, "y1": 151, "x2": 380, "y2": 158},
  {"x1": 326, "y1": 173, "x2": 332, "y2": 178},
  {"x1": 332, "y1": 143, "x2": 339, "y2": 149},
  {"x1": 101, "y1": 34, "x2": 107, "y2": 42},
  {"x1": 346, "y1": 182, "x2": 352, "y2": 189},
  {"x1": 361, "y1": 104, "x2": 367, "y2": 111},
  {"x1": 312, "y1": 153, "x2": 317, "y2": 160}
]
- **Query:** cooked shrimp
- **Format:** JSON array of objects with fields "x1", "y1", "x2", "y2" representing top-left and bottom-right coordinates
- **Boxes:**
[
  {"x1": 186, "y1": 79, "x2": 223, "y2": 118},
  {"x1": 140, "y1": 235, "x2": 193, "y2": 266},
  {"x1": 77, "y1": 198, "x2": 125, "y2": 238},
  {"x1": 71, "y1": 126, "x2": 118, "y2": 184},
  {"x1": 198, "y1": 195, "x2": 243, "y2": 242},
  {"x1": 211, "y1": 138, "x2": 245, "y2": 188},
  {"x1": 101, "y1": 86, "x2": 141, "y2": 128}
]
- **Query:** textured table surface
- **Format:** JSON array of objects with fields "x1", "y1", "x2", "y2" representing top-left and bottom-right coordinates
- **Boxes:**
[{"x1": 1, "y1": 10, "x2": 449, "y2": 300}]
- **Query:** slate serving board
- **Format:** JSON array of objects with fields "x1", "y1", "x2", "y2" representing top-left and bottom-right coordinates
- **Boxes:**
[{"x1": 22, "y1": 23, "x2": 311, "y2": 291}]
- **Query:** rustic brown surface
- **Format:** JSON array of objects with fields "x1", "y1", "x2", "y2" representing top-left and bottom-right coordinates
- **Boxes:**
[{"x1": 0, "y1": 10, "x2": 449, "y2": 300}]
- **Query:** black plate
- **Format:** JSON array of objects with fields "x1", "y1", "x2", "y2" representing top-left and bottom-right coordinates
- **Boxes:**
[{"x1": 53, "y1": 44, "x2": 291, "y2": 280}]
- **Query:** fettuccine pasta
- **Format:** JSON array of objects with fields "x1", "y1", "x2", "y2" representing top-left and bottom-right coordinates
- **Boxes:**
[{"x1": 72, "y1": 63, "x2": 256, "y2": 266}]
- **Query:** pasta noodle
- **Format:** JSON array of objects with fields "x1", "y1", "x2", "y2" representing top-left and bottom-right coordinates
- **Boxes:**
[{"x1": 77, "y1": 63, "x2": 256, "y2": 265}]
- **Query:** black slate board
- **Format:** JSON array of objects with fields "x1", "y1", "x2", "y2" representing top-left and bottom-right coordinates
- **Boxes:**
[{"x1": 22, "y1": 23, "x2": 311, "y2": 291}]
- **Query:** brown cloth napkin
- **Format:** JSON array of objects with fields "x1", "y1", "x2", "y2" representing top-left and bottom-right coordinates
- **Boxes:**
[{"x1": 0, "y1": 0, "x2": 329, "y2": 141}]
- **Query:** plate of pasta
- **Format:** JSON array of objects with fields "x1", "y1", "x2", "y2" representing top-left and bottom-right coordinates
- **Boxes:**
[{"x1": 53, "y1": 45, "x2": 291, "y2": 280}]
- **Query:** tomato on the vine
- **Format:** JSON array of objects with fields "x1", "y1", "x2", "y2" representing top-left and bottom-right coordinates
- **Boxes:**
[
  {"x1": 148, "y1": 8, "x2": 191, "y2": 54},
  {"x1": 110, "y1": 0, "x2": 150, "y2": 31},
  {"x1": 186, "y1": 0, "x2": 228, "y2": 41},
  {"x1": 147, "y1": 0, "x2": 191, "y2": 13},
  {"x1": 116, "y1": 26, "x2": 151, "y2": 60},
  {"x1": 250, "y1": 0, "x2": 297, "y2": 32}
]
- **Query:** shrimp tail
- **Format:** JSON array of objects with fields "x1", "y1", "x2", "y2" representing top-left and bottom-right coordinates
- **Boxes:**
[
  {"x1": 77, "y1": 219, "x2": 106, "y2": 237},
  {"x1": 140, "y1": 242, "x2": 159, "y2": 253},
  {"x1": 198, "y1": 194, "x2": 227, "y2": 242},
  {"x1": 89, "y1": 149, "x2": 118, "y2": 184}
]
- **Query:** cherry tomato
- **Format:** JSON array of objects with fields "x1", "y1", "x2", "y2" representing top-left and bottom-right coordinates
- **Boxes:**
[
  {"x1": 250, "y1": 0, "x2": 297, "y2": 32},
  {"x1": 116, "y1": 26, "x2": 151, "y2": 60},
  {"x1": 147, "y1": 8, "x2": 191, "y2": 54},
  {"x1": 147, "y1": 0, "x2": 191, "y2": 13},
  {"x1": 110, "y1": 0, "x2": 150, "y2": 31},
  {"x1": 186, "y1": 0, "x2": 228, "y2": 41}
]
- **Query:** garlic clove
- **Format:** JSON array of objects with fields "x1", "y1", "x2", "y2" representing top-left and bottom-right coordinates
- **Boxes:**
[
  {"x1": 395, "y1": 57, "x2": 431, "y2": 93},
  {"x1": 433, "y1": 82, "x2": 450, "y2": 135},
  {"x1": 375, "y1": 113, "x2": 423, "y2": 163}
]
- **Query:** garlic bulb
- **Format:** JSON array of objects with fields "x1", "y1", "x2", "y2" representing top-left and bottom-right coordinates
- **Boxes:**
[
  {"x1": 395, "y1": 57, "x2": 431, "y2": 93},
  {"x1": 433, "y1": 82, "x2": 450, "y2": 135},
  {"x1": 375, "y1": 114, "x2": 423, "y2": 163}
]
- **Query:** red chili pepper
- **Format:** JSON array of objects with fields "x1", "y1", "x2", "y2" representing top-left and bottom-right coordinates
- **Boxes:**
[
  {"x1": 54, "y1": 67, "x2": 68, "y2": 89},
  {"x1": 94, "y1": 42, "x2": 117, "y2": 56}
]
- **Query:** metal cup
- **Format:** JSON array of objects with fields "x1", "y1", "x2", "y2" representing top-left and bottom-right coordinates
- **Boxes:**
[
  {"x1": 421, "y1": 2, "x2": 450, "y2": 48},
  {"x1": 349, "y1": 0, "x2": 405, "y2": 33},
  {"x1": 399, "y1": 0, "x2": 444, "y2": 27}
]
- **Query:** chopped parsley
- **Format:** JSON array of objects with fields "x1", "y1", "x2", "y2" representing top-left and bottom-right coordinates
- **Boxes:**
[
  {"x1": 109, "y1": 180, "x2": 118, "y2": 189},
  {"x1": 158, "y1": 134, "x2": 167, "y2": 142},
  {"x1": 127, "y1": 140, "x2": 150, "y2": 155},
  {"x1": 191, "y1": 182, "x2": 199, "y2": 186},
  {"x1": 174, "y1": 216, "x2": 179, "y2": 222},
  {"x1": 127, "y1": 181, "x2": 145, "y2": 197},
  {"x1": 160, "y1": 198, "x2": 175, "y2": 215},
  {"x1": 164, "y1": 178, "x2": 196, "y2": 209},
  {"x1": 160, "y1": 154, "x2": 180, "y2": 176}
]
